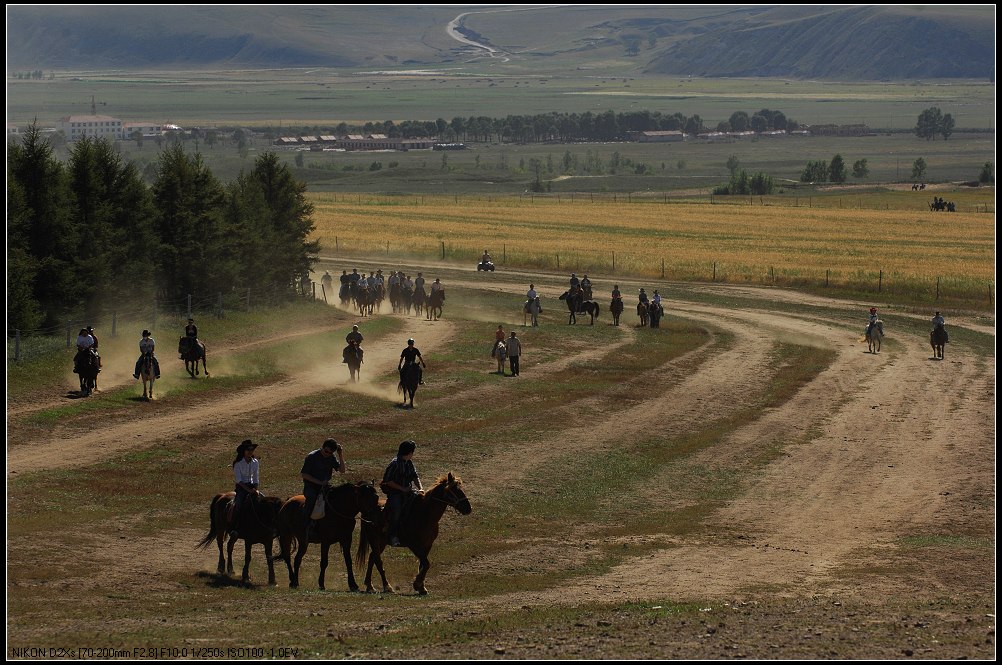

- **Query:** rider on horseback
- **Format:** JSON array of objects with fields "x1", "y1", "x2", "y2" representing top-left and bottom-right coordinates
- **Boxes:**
[
  {"x1": 382, "y1": 440, "x2": 423, "y2": 547},
  {"x1": 612, "y1": 284, "x2": 622, "y2": 300},
  {"x1": 866, "y1": 307, "x2": 879, "y2": 335},
  {"x1": 134, "y1": 330, "x2": 162, "y2": 379},
  {"x1": 300, "y1": 439, "x2": 347, "y2": 538},
  {"x1": 638, "y1": 288, "x2": 649, "y2": 305},
  {"x1": 181, "y1": 318, "x2": 199, "y2": 359},
  {"x1": 229, "y1": 440, "x2": 260, "y2": 539},
  {"x1": 931, "y1": 310, "x2": 948, "y2": 344},
  {"x1": 580, "y1": 274, "x2": 592, "y2": 299},
  {"x1": 399, "y1": 338, "x2": 427, "y2": 385},
  {"x1": 344, "y1": 325, "x2": 364, "y2": 364}
]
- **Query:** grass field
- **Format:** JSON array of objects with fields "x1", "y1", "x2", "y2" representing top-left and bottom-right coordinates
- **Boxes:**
[{"x1": 308, "y1": 192, "x2": 995, "y2": 311}]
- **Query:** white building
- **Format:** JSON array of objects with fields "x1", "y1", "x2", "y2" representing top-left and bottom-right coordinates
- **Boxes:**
[{"x1": 59, "y1": 115, "x2": 124, "y2": 141}]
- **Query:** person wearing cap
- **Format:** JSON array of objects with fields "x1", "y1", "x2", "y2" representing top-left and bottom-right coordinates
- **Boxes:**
[
  {"x1": 399, "y1": 338, "x2": 426, "y2": 385},
  {"x1": 638, "y1": 288, "x2": 649, "y2": 305},
  {"x1": 381, "y1": 439, "x2": 423, "y2": 547},
  {"x1": 507, "y1": 330, "x2": 522, "y2": 376},
  {"x1": 134, "y1": 329, "x2": 161, "y2": 380},
  {"x1": 229, "y1": 440, "x2": 260, "y2": 539},
  {"x1": 430, "y1": 277, "x2": 442, "y2": 293},
  {"x1": 346, "y1": 325, "x2": 364, "y2": 346},
  {"x1": 651, "y1": 289, "x2": 662, "y2": 306},
  {"x1": 300, "y1": 438, "x2": 347, "y2": 532}
]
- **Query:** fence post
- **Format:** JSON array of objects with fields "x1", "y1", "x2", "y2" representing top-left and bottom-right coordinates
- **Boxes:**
[
  {"x1": 712, "y1": 262, "x2": 716, "y2": 282},
  {"x1": 312, "y1": 282, "x2": 317, "y2": 300},
  {"x1": 335, "y1": 236, "x2": 338, "y2": 253},
  {"x1": 936, "y1": 276, "x2": 940, "y2": 301},
  {"x1": 112, "y1": 311, "x2": 117, "y2": 337},
  {"x1": 152, "y1": 299, "x2": 157, "y2": 332},
  {"x1": 661, "y1": 258, "x2": 665, "y2": 279},
  {"x1": 878, "y1": 270, "x2": 883, "y2": 292},
  {"x1": 15, "y1": 329, "x2": 20, "y2": 362},
  {"x1": 989, "y1": 283, "x2": 994, "y2": 306},
  {"x1": 556, "y1": 254, "x2": 560, "y2": 270},
  {"x1": 187, "y1": 294, "x2": 192, "y2": 320},
  {"x1": 826, "y1": 269, "x2": 830, "y2": 287},
  {"x1": 218, "y1": 292, "x2": 224, "y2": 318},
  {"x1": 503, "y1": 244, "x2": 506, "y2": 264},
  {"x1": 441, "y1": 241, "x2": 445, "y2": 260},
  {"x1": 321, "y1": 284, "x2": 328, "y2": 304},
  {"x1": 612, "y1": 251, "x2": 616, "y2": 272},
  {"x1": 67, "y1": 322, "x2": 72, "y2": 348},
  {"x1": 246, "y1": 288, "x2": 251, "y2": 311}
]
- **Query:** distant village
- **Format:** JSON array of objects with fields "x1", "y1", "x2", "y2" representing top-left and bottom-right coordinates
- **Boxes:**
[{"x1": 7, "y1": 113, "x2": 875, "y2": 150}]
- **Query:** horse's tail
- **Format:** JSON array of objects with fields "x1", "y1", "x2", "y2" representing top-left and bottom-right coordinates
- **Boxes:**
[
  {"x1": 196, "y1": 495, "x2": 224, "y2": 549},
  {"x1": 354, "y1": 524, "x2": 370, "y2": 568}
]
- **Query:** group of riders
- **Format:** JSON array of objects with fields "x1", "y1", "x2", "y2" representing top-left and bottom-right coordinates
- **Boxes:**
[
  {"x1": 865, "y1": 307, "x2": 949, "y2": 356},
  {"x1": 321, "y1": 268, "x2": 444, "y2": 316},
  {"x1": 72, "y1": 318, "x2": 209, "y2": 391},
  {"x1": 229, "y1": 436, "x2": 424, "y2": 548}
]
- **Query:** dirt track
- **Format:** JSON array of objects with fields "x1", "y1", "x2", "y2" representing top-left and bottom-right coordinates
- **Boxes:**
[{"x1": 6, "y1": 261, "x2": 995, "y2": 657}]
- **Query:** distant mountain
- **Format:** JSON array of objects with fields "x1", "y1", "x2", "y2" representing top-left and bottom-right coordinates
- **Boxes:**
[{"x1": 6, "y1": 5, "x2": 995, "y2": 80}]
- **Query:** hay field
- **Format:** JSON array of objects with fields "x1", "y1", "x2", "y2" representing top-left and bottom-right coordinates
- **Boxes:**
[{"x1": 309, "y1": 194, "x2": 995, "y2": 306}]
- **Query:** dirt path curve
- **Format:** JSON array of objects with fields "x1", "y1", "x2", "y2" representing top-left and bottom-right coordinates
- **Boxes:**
[
  {"x1": 7, "y1": 318, "x2": 455, "y2": 477},
  {"x1": 424, "y1": 297, "x2": 993, "y2": 612}
]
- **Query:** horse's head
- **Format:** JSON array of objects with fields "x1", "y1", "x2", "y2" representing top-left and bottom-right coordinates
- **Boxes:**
[
  {"x1": 559, "y1": 291, "x2": 569, "y2": 301},
  {"x1": 430, "y1": 472, "x2": 472, "y2": 515},
  {"x1": 355, "y1": 481, "x2": 381, "y2": 522}
]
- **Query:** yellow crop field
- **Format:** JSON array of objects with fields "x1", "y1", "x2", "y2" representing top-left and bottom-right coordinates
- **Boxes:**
[{"x1": 308, "y1": 193, "x2": 995, "y2": 305}]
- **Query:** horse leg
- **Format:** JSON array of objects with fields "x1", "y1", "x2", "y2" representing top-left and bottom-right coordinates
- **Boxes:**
[
  {"x1": 372, "y1": 546, "x2": 392, "y2": 593},
  {"x1": 280, "y1": 532, "x2": 297, "y2": 586},
  {"x1": 216, "y1": 534, "x2": 226, "y2": 575},
  {"x1": 291, "y1": 537, "x2": 308, "y2": 588},
  {"x1": 340, "y1": 536, "x2": 360, "y2": 592},
  {"x1": 265, "y1": 539, "x2": 276, "y2": 587},
  {"x1": 413, "y1": 551, "x2": 431, "y2": 595},
  {"x1": 318, "y1": 541, "x2": 331, "y2": 590},
  {"x1": 242, "y1": 539, "x2": 253, "y2": 583},
  {"x1": 226, "y1": 534, "x2": 237, "y2": 575}
]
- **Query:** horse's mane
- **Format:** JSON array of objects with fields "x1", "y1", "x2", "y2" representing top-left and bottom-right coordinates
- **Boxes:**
[{"x1": 429, "y1": 473, "x2": 462, "y2": 491}]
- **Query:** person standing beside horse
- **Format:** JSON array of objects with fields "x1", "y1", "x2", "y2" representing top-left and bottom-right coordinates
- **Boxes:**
[
  {"x1": 382, "y1": 440, "x2": 423, "y2": 547},
  {"x1": 300, "y1": 439, "x2": 347, "y2": 537},
  {"x1": 133, "y1": 329, "x2": 161, "y2": 380},
  {"x1": 506, "y1": 330, "x2": 522, "y2": 377},
  {"x1": 229, "y1": 440, "x2": 260, "y2": 539}
]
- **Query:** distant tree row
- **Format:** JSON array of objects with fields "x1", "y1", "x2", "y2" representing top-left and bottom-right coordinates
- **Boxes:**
[
  {"x1": 7, "y1": 126, "x2": 318, "y2": 332},
  {"x1": 263, "y1": 108, "x2": 802, "y2": 144}
]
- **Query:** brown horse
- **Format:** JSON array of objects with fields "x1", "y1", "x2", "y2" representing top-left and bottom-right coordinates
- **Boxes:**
[
  {"x1": 866, "y1": 320, "x2": 884, "y2": 353},
  {"x1": 179, "y1": 336, "x2": 209, "y2": 378},
  {"x1": 610, "y1": 297, "x2": 624, "y2": 326},
  {"x1": 427, "y1": 288, "x2": 445, "y2": 321},
  {"x1": 277, "y1": 481, "x2": 381, "y2": 591},
  {"x1": 139, "y1": 351, "x2": 157, "y2": 400},
  {"x1": 355, "y1": 473, "x2": 472, "y2": 595},
  {"x1": 931, "y1": 324, "x2": 948, "y2": 360},
  {"x1": 637, "y1": 301, "x2": 650, "y2": 327},
  {"x1": 559, "y1": 290, "x2": 600, "y2": 325},
  {"x1": 196, "y1": 491, "x2": 283, "y2": 585}
]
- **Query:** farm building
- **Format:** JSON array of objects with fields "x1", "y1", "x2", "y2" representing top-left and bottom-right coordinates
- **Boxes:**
[
  {"x1": 58, "y1": 114, "x2": 125, "y2": 141},
  {"x1": 633, "y1": 130, "x2": 686, "y2": 143}
]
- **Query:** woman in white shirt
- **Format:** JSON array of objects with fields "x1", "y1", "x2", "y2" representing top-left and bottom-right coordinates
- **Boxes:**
[{"x1": 230, "y1": 440, "x2": 260, "y2": 539}]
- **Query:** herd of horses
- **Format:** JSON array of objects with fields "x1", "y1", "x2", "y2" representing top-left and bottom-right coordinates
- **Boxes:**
[
  {"x1": 336, "y1": 280, "x2": 445, "y2": 322},
  {"x1": 196, "y1": 473, "x2": 471, "y2": 595}
]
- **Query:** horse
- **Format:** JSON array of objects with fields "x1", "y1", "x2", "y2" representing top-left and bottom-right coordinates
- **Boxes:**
[
  {"x1": 649, "y1": 301, "x2": 665, "y2": 328},
  {"x1": 138, "y1": 351, "x2": 157, "y2": 400},
  {"x1": 931, "y1": 324, "x2": 948, "y2": 360},
  {"x1": 398, "y1": 363, "x2": 422, "y2": 408},
  {"x1": 343, "y1": 343, "x2": 363, "y2": 383},
  {"x1": 196, "y1": 491, "x2": 283, "y2": 585},
  {"x1": 427, "y1": 289, "x2": 445, "y2": 321},
  {"x1": 339, "y1": 283, "x2": 351, "y2": 306},
  {"x1": 277, "y1": 481, "x2": 381, "y2": 591},
  {"x1": 866, "y1": 320, "x2": 884, "y2": 353},
  {"x1": 494, "y1": 340, "x2": 508, "y2": 374},
  {"x1": 178, "y1": 336, "x2": 209, "y2": 378},
  {"x1": 355, "y1": 285, "x2": 374, "y2": 317},
  {"x1": 413, "y1": 286, "x2": 426, "y2": 317},
  {"x1": 355, "y1": 473, "x2": 472, "y2": 595},
  {"x1": 559, "y1": 290, "x2": 600, "y2": 325},
  {"x1": 523, "y1": 297, "x2": 542, "y2": 327},
  {"x1": 637, "y1": 301, "x2": 650, "y2": 327},
  {"x1": 74, "y1": 347, "x2": 100, "y2": 396},
  {"x1": 610, "y1": 297, "x2": 624, "y2": 326}
]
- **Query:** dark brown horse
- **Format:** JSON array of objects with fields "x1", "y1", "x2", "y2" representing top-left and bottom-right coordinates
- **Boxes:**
[
  {"x1": 74, "y1": 347, "x2": 101, "y2": 396},
  {"x1": 355, "y1": 473, "x2": 472, "y2": 595},
  {"x1": 637, "y1": 301, "x2": 650, "y2": 327},
  {"x1": 559, "y1": 290, "x2": 600, "y2": 325},
  {"x1": 398, "y1": 363, "x2": 422, "y2": 408},
  {"x1": 343, "y1": 343, "x2": 363, "y2": 383},
  {"x1": 931, "y1": 324, "x2": 948, "y2": 360},
  {"x1": 277, "y1": 481, "x2": 381, "y2": 591},
  {"x1": 196, "y1": 491, "x2": 283, "y2": 585},
  {"x1": 179, "y1": 336, "x2": 209, "y2": 378},
  {"x1": 427, "y1": 288, "x2": 445, "y2": 321},
  {"x1": 609, "y1": 297, "x2": 624, "y2": 326}
]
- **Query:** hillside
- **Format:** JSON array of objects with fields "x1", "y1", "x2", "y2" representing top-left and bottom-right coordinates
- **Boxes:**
[{"x1": 6, "y1": 5, "x2": 995, "y2": 80}]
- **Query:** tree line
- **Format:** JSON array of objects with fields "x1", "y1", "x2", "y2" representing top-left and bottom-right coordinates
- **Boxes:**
[
  {"x1": 262, "y1": 108, "x2": 799, "y2": 144},
  {"x1": 7, "y1": 125, "x2": 318, "y2": 333}
]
